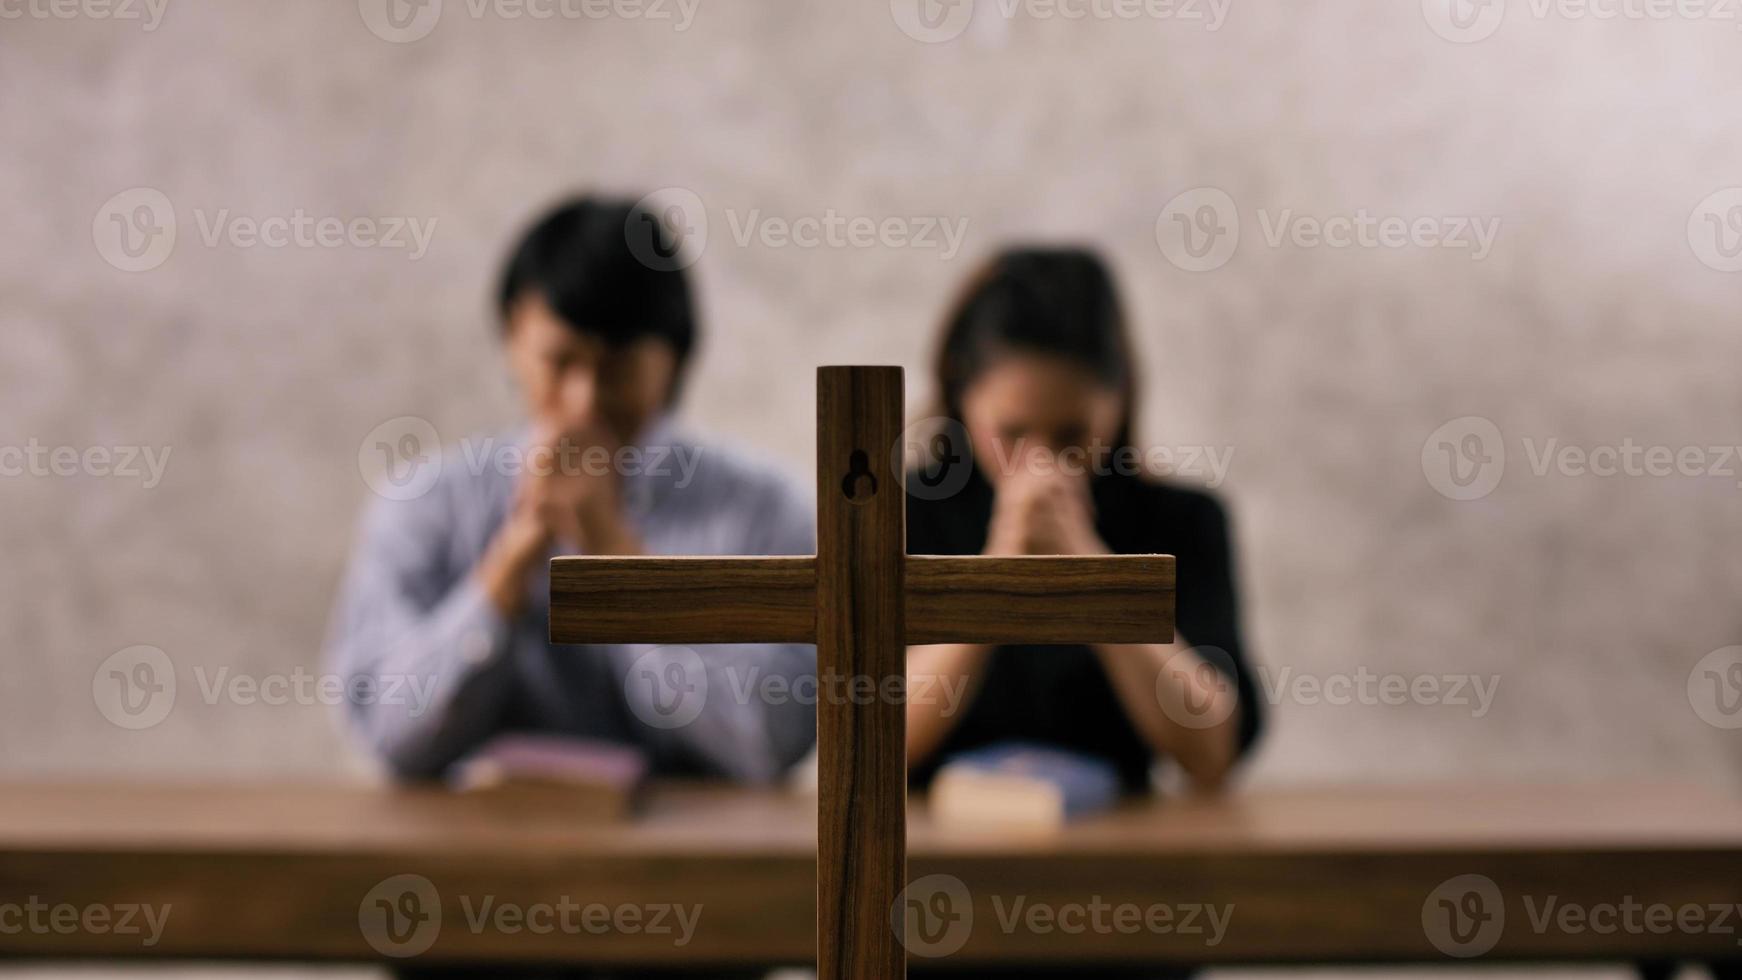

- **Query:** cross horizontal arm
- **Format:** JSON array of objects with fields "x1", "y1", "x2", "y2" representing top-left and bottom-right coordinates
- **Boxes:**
[
  {"x1": 905, "y1": 554, "x2": 1175, "y2": 646},
  {"x1": 550, "y1": 557, "x2": 818, "y2": 645},
  {"x1": 550, "y1": 554, "x2": 1174, "y2": 647}
]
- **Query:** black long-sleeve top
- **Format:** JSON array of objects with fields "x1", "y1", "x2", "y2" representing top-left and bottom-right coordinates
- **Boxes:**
[{"x1": 905, "y1": 465, "x2": 1264, "y2": 792}]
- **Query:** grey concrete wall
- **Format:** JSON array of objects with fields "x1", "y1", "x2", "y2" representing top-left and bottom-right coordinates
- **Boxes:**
[{"x1": 4, "y1": 0, "x2": 1740, "y2": 799}]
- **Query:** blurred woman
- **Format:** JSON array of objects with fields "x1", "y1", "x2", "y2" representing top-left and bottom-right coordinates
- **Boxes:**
[{"x1": 906, "y1": 247, "x2": 1263, "y2": 801}]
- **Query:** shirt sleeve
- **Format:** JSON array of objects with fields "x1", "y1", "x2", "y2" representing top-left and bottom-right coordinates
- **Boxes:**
[
  {"x1": 745, "y1": 478, "x2": 820, "y2": 774},
  {"x1": 323, "y1": 485, "x2": 517, "y2": 780},
  {"x1": 1178, "y1": 491, "x2": 1265, "y2": 758},
  {"x1": 615, "y1": 473, "x2": 819, "y2": 784}
]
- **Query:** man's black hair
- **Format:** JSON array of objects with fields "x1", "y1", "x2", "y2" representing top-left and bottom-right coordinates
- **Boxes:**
[{"x1": 497, "y1": 195, "x2": 696, "y2": 385}]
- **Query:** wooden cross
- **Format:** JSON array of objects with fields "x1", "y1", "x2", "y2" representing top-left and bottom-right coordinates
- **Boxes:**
[{"x1": 549, "y1": 366, "x2": 1175, "y2": 977}]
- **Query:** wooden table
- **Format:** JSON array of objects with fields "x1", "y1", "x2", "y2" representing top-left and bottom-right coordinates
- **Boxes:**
[{"x1": 3, "y1": 781, "x2": 1740, "y2": 966}]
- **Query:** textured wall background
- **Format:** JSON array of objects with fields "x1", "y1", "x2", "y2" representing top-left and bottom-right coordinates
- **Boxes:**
[{"x1": 3, "y1": 0, "x2": 1742, "y2": 974}]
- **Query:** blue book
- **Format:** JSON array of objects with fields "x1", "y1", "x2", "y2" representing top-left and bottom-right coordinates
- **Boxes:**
[{"x1": 931, "y1": 741, "x2": 1122, "y2": 828}]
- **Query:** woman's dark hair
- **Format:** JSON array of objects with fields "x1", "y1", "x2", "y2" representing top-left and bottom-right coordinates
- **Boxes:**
[
  {"x1": 497, "y1": 195, "x2": 697, "y2": 395},
  {"x1": 933, "y1": 246, "x2": 1138, "y2": 450}
]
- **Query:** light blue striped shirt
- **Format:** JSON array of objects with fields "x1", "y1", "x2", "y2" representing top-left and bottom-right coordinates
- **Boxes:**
[{"x1": 325, "y1": 419, "x2": 817, "y2": 783}]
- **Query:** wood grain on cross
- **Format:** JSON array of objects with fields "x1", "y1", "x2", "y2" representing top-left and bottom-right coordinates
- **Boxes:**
[{"x1": 549, "y1": 366, "x2": 1176, "y2": 977}]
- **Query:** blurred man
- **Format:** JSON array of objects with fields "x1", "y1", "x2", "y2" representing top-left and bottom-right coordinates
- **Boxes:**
[{"x1": 327, "y1": 195, "x2": 816, "y2": 792}]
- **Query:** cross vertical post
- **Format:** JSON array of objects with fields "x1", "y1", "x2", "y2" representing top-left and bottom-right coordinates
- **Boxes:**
[{"x1": 815, "y1": 366, "x2": 906, "y2": 980}]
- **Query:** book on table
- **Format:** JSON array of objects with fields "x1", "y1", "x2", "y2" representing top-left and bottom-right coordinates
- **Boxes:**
[{"x1": 929, "y1": 741, "x2": 1121, "y2": 830}]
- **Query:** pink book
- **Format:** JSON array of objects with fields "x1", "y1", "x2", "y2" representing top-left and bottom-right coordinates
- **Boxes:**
[{"x1": 451, "y1": 735, "x2": 649, "y2": 815}]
